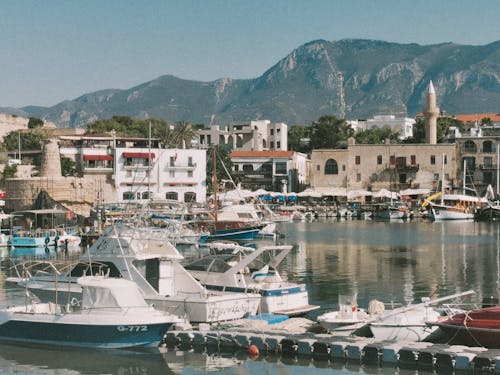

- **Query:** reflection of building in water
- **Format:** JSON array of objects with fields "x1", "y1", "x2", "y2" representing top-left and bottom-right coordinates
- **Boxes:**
[{"x1": 302, "y1": 222, "x2": 500, "y2": 306}]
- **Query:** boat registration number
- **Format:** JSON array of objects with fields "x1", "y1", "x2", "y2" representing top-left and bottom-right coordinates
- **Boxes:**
[{"x1": 117, "y1": 325, "x2": 148, "y2": 332}]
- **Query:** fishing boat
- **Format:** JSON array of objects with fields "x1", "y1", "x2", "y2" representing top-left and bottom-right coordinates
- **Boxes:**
[
  {"x1": 429, "y1": 306, "x2": 500, "y2": 348},
  {"x1": 0, "y1": 276, "x2": 180, "y2": 348},
  {"x1": 9, "y1": 209, "x2": 81, "y2": 252},
  {"x1": 184, "y1": 242, "x2": 319, "y2": 316},
  {"x1": 11, "y1": 225, "x2": 261, "y2": 323}
]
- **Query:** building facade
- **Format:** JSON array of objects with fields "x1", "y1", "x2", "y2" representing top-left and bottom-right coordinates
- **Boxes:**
[
  {"x1": 311, "y1": 142, "x2": 457, "y2": 192},
  {"x1": 197, "y1": 120, "x2": 288, "y2": 152},
  {"x1": 231, "y1": 150, "x2": 309, "y2": 193},
  {"x1": 348, "y1": 115, "x2": 415, "y2": 140}
]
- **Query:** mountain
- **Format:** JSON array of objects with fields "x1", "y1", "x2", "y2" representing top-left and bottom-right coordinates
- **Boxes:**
[{"x1": 14, "y1": 39, "x2": 500, "y2": 127}]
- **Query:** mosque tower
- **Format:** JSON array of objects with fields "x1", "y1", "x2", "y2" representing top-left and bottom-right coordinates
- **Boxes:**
[{"x1": 423, "y1": 80, "x2": 439, "y2": 145}]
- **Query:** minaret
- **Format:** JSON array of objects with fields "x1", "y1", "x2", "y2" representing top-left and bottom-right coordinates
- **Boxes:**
[{"x1": 424, "y1": 80, "x2": 439, "y2": 144}]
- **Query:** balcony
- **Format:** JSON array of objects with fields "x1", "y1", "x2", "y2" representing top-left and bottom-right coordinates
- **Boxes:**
[
  {"x1": 165, "y1": 162, "x2": 197, "y2": 171},
  {"x1": 394, "y1": 163, "x2": 419, "y2": 172}
]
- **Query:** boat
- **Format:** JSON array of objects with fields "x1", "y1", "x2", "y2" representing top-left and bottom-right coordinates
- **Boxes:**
[
  {"x1": 0, "y1": 275, "x2": 180, "y2": 348},
  {"x1": 317, "y1": 290, "x2": 475, "y2": 341},
  {"x1": 191, "y1": 205, "x2": 266, "y2": 241},
  {"x1": 9, "y1": 209, "x2": 81, "y2": 252},
  {"x1": 475, "y1": 201, "x2": 500, "y2": 221},
  {"x1": 424, "y1": 190, "x2": 488, "y2": 221},
  {"x1": 184, "y1": 242, "x2": 320, "y2": 316},
  {"x1": 11, "y1": 225, "x2": 261, "y2": 323},
  {"x1": 429, "y1": 306, "x2": 500, "y2": 348},
  {"x1": 372, "y1": 201, "x2": 410, "y2": 220}
]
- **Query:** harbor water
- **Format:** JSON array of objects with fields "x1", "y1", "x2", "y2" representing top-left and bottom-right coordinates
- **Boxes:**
[{"x1": 0, "y1": 218, "x2": 499, "y2": 374}]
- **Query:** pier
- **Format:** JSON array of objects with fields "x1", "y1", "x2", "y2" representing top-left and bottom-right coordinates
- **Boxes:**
[{"x1": 164, "y1": 328, "x2": 500, "y2": 372}]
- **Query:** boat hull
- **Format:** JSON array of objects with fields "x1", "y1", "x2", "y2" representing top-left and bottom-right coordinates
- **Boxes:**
[{"x1": 0, "y1": 307, "x2": 174, "y2": 348}]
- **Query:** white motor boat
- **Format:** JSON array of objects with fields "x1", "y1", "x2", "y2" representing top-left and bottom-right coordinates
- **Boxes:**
[
  {"x1": 184, "y1": 242, "x2": 319, "y2": 316},
  {"x1": 317, "y1": 291, "x2": 475, "y2": 341},
  {"x1": 0, "y1": 276, "x2": 180, "y2": 348},
  {"x1": 11, "y1": 225, "x2": 261, "y2": 324}
]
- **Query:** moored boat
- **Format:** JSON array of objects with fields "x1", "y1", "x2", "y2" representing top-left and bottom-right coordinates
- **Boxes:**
[
  {"x1": 0, "y1": 276, "x2": 180, "y2": 348},
  {"x1": 429, "y1": 306, "x2": 500, "y2": 348},
  {"x1": 184, "y1": 242, "x2": 319, "y2": 316}
]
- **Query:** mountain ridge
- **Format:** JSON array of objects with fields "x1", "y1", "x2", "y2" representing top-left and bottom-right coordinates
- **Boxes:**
[{"x1": 5, "y1": 38, "x2": 500, "y2": 127}]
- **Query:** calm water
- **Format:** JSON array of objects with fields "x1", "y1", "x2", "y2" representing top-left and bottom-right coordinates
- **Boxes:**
[{"x1": 0, "y1": 218, "x2": 498, "y2": 374}]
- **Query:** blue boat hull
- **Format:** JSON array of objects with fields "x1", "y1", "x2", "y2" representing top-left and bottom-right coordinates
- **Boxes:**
[
  {"x1": 0, "y1": 320, "x2": 173, "y2": 349},
  {"x1": 207, "y1": 225, "x2": 265, "y2": 241}
]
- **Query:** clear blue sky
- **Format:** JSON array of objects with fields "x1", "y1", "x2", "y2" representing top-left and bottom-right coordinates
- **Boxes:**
[{"x1": 1, "y1": 0, "x2": 498, "y2": 108}]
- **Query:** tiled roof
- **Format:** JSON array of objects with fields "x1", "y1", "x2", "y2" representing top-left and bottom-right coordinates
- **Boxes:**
[
  {"x1": 453, "y1": 113, "x2": 500, "y2": 122},
  {"x1": 230, "y1": 150, "x2": 294, "y2": 158}
]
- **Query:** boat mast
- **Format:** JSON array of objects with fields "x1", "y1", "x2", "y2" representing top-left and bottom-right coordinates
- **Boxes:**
[
  {"x1": 213, "y1": 147, "x2": 218, "y2": 222},
  {"x1": 441, "y1": 153, "x2": 445, "y2": 204},
  {"x1": 463, "y1": 159, "x2": 466, "y2": 195}
]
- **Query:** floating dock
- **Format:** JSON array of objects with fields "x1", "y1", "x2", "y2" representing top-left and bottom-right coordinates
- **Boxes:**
[{"x1": 164, "y1": 329, "x2": 500, "y2": 372}]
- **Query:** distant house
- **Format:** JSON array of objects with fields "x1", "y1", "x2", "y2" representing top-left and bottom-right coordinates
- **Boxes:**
[{"x1": 348, "y1": 115, "x2": 415, "y2": 140}]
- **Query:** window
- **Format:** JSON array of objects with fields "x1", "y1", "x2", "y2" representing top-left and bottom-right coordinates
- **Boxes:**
[
  {"x1": 234, "y1": 165, "x2": 239, "y2": 172},
  {"x1": 444, "y1": 155, "x2": 448, "y2": 164},
  {"x1": 464, "y1": 140, "x2": 477, "y2": 153},
  {"x1": 316, "y1": 165, "x2": 320, "y2": 171},
  {"x1": 270, "y1": 129, "x2": 274, "y2": 135},
  {"x1": 188, "y1": 170, "x2": 193, "y2": 177},
  {"x1": 277, "y1": 141, "x2": 281, "y2": 148},
  {"x1": 389, "y1": 155, "x2": 395, "y2": 165},
  {"x1": 188, "y1": 156, "x2": 193, "y2": 166},
  {"x1": 165, "y1": 192, "x2": 178, "y2": 200},
  {"x1": 270, "y1": 141, "x2": 274, "y2": 148},
  {"x1": 483, "y1": 141, "x2": 494, "y2": 153},
  {"x1": 434, "y1": 173, "x2": 440, "y2": 181},
  {"x1": 169, "y1": 170, "x2": 175, "y2": 177},
  {"x1": 184, "y1": 192, "x2": 196, "y2": 202},
  {"x1": 430, "y1": 155, "x2": 436, "y2": 165},
  {"x1": 355, "y1": 156, "x2": 361, "y2": 165},
  {"x1": 325, "y1": 159, "x2": 338, "y2": 175},
  {"x1": 377, "y1": 155, "x2": 382, "y2": 165},
  {"x1": 411, "y1": 155, "x2": 416, "y2": 165},
  {"x1": 141, "y1": 191, "x2": 151, "y2": 200},
  {"x1": 123, "y1": 191, "x2": 135, "y2": 200},
  {"x1": 275, "y1": 162, "x2": 287, "y2": 174},
  {"x1": 356, "y1": 173, "x2": 361, "y2": 182},
  {"x1": 484, "y1": 156, "x2": 493, "y2": 168},
  {"x1": 484, "y1": 171, "x2": 494, "y2": 184},
  {"x1": 243, "y1": 164, "x2": 253, "y2": 172}
]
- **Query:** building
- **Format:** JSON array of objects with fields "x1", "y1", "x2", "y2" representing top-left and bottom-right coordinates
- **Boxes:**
[
  {"x1": 197, "y1": 120, "x2": 288, "y2": 151},
  {"x1": 230, "y1": 150, "x2": 309, "y2": 193},
  {"x1": 311, "y1": 142, "x2": 457, "y2": 192},
  {"x1": 348, "y1": 115, "x2": 415, "y2": 140}
]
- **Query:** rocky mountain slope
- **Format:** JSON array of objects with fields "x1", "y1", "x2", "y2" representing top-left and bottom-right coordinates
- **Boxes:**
[{"x1": 10, "y1": 39, "x2": 500, "y2": 127}]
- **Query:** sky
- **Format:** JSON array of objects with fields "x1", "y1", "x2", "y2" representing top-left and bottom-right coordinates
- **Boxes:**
[{"x1": 1, "y1": 0, "x2": 499, "y2": 108}]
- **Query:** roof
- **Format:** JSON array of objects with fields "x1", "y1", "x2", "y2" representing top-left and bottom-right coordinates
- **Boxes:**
[
  {"x1": 230, "y1": 150, "x2": 294, "y2": 158},
  {"x1": 453, "y1": 113, "x2": 500, "y2": 123}
]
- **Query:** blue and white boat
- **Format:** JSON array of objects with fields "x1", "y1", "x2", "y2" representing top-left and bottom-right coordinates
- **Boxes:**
[
  {"x1": 184, "y1": 243, "x2": 319, "y2": 316},
  {"x1": 0, "y1": 276, "x2": 180, "y2": 348}
]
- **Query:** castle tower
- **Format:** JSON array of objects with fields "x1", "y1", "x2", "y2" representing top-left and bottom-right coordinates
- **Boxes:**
[
  {"x1": 424, "y1": 80, "x2": 439, "y2": 144},
  {"x1": 40, "y1": 139, "x2": 62, "y2": 177}
]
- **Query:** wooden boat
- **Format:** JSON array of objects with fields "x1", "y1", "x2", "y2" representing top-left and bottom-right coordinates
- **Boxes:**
[
  {"x1": 430, "y1": 306, "x2": 500, "y2": 348},
  {"x1": 0, "y1": 276, "x2": 180, "y2": 348}
]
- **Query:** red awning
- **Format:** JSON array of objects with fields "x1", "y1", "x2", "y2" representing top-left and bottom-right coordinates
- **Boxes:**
[
  {"x1": 83, "y1": 154, "x2": 113, "y2": 161},
  {"x1": 122, "y1": 152, "x2": 155, "y2": 159}
]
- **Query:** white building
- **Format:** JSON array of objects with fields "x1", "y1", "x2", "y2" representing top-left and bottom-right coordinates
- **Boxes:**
[
  {"x1": 197, "y1": 120, "x2": 288, "y2": 151},
  {"x1": 348, "y1": 115, "x2": 415, "y2": 140},
  {"x1": 59, "y1": 135, "x2": 207, "y2": 204}
]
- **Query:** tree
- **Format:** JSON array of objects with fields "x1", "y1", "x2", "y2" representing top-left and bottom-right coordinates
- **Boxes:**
[
  {"x1": 3, "y1": 130, "x2": 48, "y2": 152},
  {"x1": 206, "y1": 145, "x2": 234, "y2": 195},
  {"x1": 1, "y1": 164, "x2": 17, "y2": 188},
  {"x1": 60, "y1": 156, "x2": 80, "y2": 177},
  {"x1": 310, "y1": 115, "x2": 354, "y2": 149},
  {"x1": 28, "y1": 117, "x2": 44, "y2": 129},
  {"x1": 288, "y1": 125, "x2": 311, "y2": 153},
  {"x1": 354, "y1": 127, "x2": 399, "y2": 144},
  {"x1": 481, "y1": 117, "x2": 493, "y2": 126}
]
